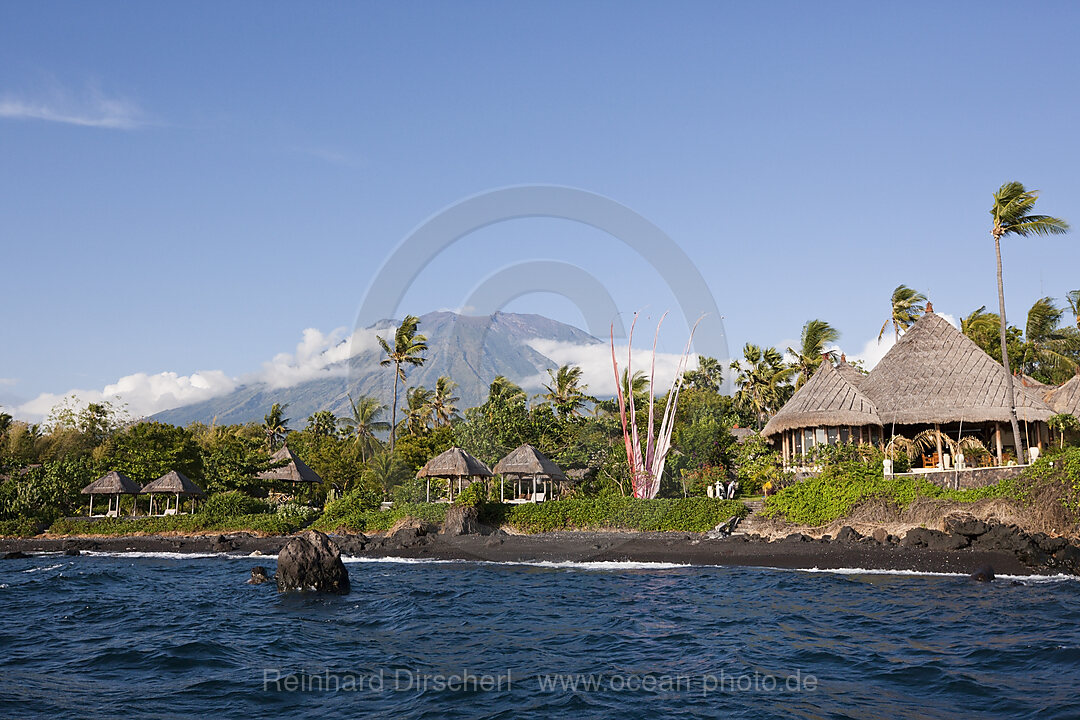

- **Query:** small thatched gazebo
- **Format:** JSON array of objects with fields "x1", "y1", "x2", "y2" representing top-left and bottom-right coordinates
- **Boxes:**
[
  {"x1": 257, "y1": 445, "x2": 323, "y2": 485},
  {"x1": 762, "y1": 360, "x2": 884, "y2": 465},
  {"x1": 141, "y1": 470, "x2": 206, "y2": 516},
  {"x1": 82, "y1": 471, "x2": 141, "y2": 517},
  {"x1": 416, "y1": 447, "x2": 492, "y2": 502},
  {"x1": 492, "y1": 443, "x2": 567, "y2": 503}
]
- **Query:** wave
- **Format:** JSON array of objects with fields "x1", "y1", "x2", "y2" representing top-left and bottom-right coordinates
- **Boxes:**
[{"x1": 792, "y1": 566, "x2": 1079, "y2": 582}]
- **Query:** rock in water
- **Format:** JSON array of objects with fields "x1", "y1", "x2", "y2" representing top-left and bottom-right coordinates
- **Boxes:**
[
  {"x1": 971, "y1": 565, "x2": 995, "y2": 582},
  {"x1": 275, "y1": 530, "x2": 351, "y2": 594},
  {"x1": 247, "y1": 566, "x2": 271, "y2": 584}
]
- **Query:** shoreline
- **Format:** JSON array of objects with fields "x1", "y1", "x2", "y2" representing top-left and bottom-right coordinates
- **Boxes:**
[{"x1": 1, "y1": 529, "x2": 1067, "y2": 578}]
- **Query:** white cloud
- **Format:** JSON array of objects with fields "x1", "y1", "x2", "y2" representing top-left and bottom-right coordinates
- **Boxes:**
[
  {"x1": 0, "y1": 378, "x2": 16, "y2": 386},
  {"x1": 0, "y1": 83, "x2": 144, "y2": 129},
  {"x1": 12, "y1": 326, "x2": 386, "y2": 422},
  {"x1": 16, "y1": 370, "x2": 237, "y2": 422},
  {"x1": 254, "y1": 327, "x2": 381, "y2": 389},
  {"x1": 521, "y1": 339, "x2": 697, "y2": 396}
]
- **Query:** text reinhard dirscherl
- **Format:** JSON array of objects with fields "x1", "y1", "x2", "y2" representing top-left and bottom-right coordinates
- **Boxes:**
[{"x1": 262, "y1": 669, "x2": 818, "y2": 696}]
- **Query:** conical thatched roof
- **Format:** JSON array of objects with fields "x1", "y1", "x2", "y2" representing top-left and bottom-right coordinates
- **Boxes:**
[
  {"x1": 762, "y1": 362, "x2": 882, "y2": 437},
  {"x1": 492, "y1": 444, "x2": 567, "y2": 480},
  {"x1": 257, "y1": 445, "x2": 323, "y2": 484},
  {"x1": 417, "y1": 447, "x2": 492, "y2": 478},
  {"x1": 860, "y1": 311, "x2": 1054, "y2": 425},
  {"x1": 140, "y1": 470, "x2": 206, "y2": 497},
  {"x1": 1046, "y1": 374, "x2": 1080, "y2": 416},
  {"x1": 834, "y1": 358, "x2": 867, "y2": 389},
  {"x1": 82, "y1": 471, "x2": 141, "y2": 495}
]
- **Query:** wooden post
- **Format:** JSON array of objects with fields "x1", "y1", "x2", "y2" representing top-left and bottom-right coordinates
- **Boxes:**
[
  {"x1": 426, "y1": 478, "x2": 430, "y2": 503},
  {"x1": 531, "y1": 475, "x2": 537, "y2": 502},
  {"x1": 935, "y1": 424, "x2": 943, "y2": 470},
  {"x1": 994, "y1": 423, "x2": 1003, "y2": 465},
  {"x1": 89, "y1": 495, "x2": 93, "y2": 517}
]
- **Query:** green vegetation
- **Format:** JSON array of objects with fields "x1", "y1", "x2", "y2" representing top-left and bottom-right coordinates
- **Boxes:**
[
  {"x1": 47, "y1": 513, "x2": 304, "y2": 537},
  {"x1": 762, "y1": 456, "x2": 1023, "y2": 527},
  {"x1": 483, "y1": 497, "x2": 747, "y2": 534}
]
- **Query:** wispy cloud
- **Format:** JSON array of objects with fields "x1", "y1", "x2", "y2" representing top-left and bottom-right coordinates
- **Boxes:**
[
  {"x1": 520, "y1": 338, "x2": 698, "y2": 396},
  {"x1": 0, "y1": 83, "x2": 145, "y2": 129}
]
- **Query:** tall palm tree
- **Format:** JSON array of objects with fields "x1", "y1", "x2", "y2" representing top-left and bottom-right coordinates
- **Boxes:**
[
  {"x1": 729, "y1": 344, "x2": 794, "y2": 429},
  {"x1": 487, "y1": 375, "x2": 527, "y2": 405},
  {"x1": 879, "y1": 285, "x2": 927, "y2": 342},
  {"x1": 377, "y1": 315, "x2": 428, "y2": 452},
  {"x1": 364, "y1": 450, "x2": 411, "y2": 498},
  {"x1": 787, "y1": 319, "x2": 840, "y2": 389},
  {"x1": 306, "y1": 410, "x2": 338, "y2": 438},
  {"x1": 990, "y1": 181, "x2": 1069, "y2": 461},
  {"x1": 429, "y1": 376, "x2": 461, "y2": 426},
  {"x1": 0, "y1": 411, "x2": 11, "y2": 438},
  {"x1": 542, "y1": 364, "x2": 593, "y2": 417},
  {"x1": 402, "y1": 386, "x2": 435, "y2": 436},
  {"x1": 340, "y1": 394, "x2": 389, "y2": 463},
  {"x1": 262, "y1": 403, "x2": 290, "y2": 450}
]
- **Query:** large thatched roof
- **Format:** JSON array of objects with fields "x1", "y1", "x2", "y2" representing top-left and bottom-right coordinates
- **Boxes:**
[
  {"x1": 417, "y1": 447, "x2": 492, "y2": 478},
  {"x1": 492, "y1": 444, "x2": 567, "y2": 480},
  {"x1": 1046, "y1": 374, "x2": 1080, "y2": 416},
  {"x1": 834, "y1": 358, "x2": 867, "y2": 389},
  {"x1": 257, "y1": 445, "x2": 323, "y2": 484},
  {"x1": 762, "y1": 361, "x2": 882, "y2": 437},
  {"x1": 859, "y1": 311, "x2": 1054, "y2": 425},
  {"x1": 140, "y1": 470, "x2": 206, "y2": 497},
  {"x1": 82, "y1": 471, "x2": 141, "y2": 495}
]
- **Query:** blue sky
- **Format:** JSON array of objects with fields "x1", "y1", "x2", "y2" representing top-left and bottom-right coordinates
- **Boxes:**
[{"x1": 2, "y1": 1, "x2": 1079, "y2": 419}]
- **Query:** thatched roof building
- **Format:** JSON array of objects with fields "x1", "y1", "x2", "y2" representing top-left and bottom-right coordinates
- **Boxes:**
[
  {"x1": 763, "y1": 362, "x2": 882, "y2": 437},
  {"x1": 493, "y1": 444, "x2": 567, "y2": 481},
  {"x1": 417, "y1": 447, "x2": 492, "y2": 479},
  {"x1": 1046, "y1": 374, "x2": 1080, "y2": 416},
  {"x1": 860, "y1": 311, "x2": 1054, "y2": 425},
  {"x1": 258, "y1": 445, "x2": 323, "y2": 484},
  {"x1": 764, "y1": 308, "x2": 1056, "y2": 467},
  {"x1": 141, "y1": 470, "x2": 206, "y2": 497},
  {"x1": 82, "y1": 471, "x2": 141, "y2": 517},
  {"x1": 82, "y1": 471, "x2": 140, "y2": 496}
]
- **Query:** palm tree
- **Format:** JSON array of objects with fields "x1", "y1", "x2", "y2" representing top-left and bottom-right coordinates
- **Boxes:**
[
  {"x1": 402, "y1": 386, "x2": 435, "y2": 436},
  {"x1": 1048, "y1": 413, "x2": 1080, "y2": 449},
  {"x1": 1019, "y1": 297, "x2": 1078, "y2": 382},
  {"x1": 262, "y1": 403, "x2": 290, "y2": 450},
  {"x1": 990, "y1": 181, "x2": 1070, "y2": 461},
  {"x1": 306, "y1": 410, "x2": 338, "y2": 438},
  {"x1": 542, "y1": 364, "x2": 593, "y2": 417},
  {"x1": 340, "y1": 394, "x2": 389, "y2": 463},
  {"x1": 429, "y1": 376, "x2": 461, "y2": 426},
  {"x1": 682, "y1": 355, "x2": 723, "y2": 392},
  {"x1": 364, "y1": 451, "x2": 411, "y2": 498},
  {"x1": 788, "y1": 319, "x2": 840, "y2": 389},
  {"x1": 729, "y1": 344, "x2": 794, "y2": 429},
  {"x1": 487, "y1": 375, "x2": 527, "y2": 405},
  {"x1": 377, "y1": 315, "x2": 428, "y2": 452},
  {"x1": 1066, "y1": 290, "x2": 1080, "y2": 331},
  {"x1": 879, "y1": 285, "x2": 927, "y2": 342},
  {"x1": 0, "y1": 411, "x2": 11, "y2": 438}
]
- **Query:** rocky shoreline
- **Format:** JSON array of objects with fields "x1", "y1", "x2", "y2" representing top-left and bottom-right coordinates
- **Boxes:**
[{"x1": 3, "y1": 514, "x2": 1079, "y2": 578}]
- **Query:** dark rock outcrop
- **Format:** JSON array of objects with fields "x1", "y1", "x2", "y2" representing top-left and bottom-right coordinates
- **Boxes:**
[
  {"x1": 944, "y1": 514, "x2": 989, "y2": 538},
  {"x1": 971, "y1": 565, "x2": 995, "y2": 582},
  {"x1": 275, "y1": 530, "x2": 350, "y2": 594},
  {"x1": 2, "y1": 551, "x2": 28, "y2": 559},
  {"x1": 382, "y1": 518, "x2": 437, "y2": 549},
  {"x1": 835, "y1": 526, "x2": 862, "y2": 544},
  {"x1": 248, "y1": 566, "x2": 272, "y2": 584}
]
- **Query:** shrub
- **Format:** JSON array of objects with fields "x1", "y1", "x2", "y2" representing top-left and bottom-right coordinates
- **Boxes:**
[
  {"x1": 480, "y1": 496, "x2": 748, "y2": 534},
  {"x1": 762, "y1": 459, "x2": 1022, "y2": 526},
  {"x1": 0, "y1": 518, "x2": 44, "y2": 537},
  {"x1": 453, "y1": 481, "x2": 487, "y2": 508},
  {"x1": 313, "y1": 501, "x2": 448, "y2": 533},
  {"x1": 46, "y1": 513, "x2": 304, "y2": 536},
  {"x1": 199, "y1": 491, "x2": 272, "y2": 521}
]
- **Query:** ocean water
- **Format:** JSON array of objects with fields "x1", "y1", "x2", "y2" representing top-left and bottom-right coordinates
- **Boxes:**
[{"x1": 1, "y1": 554, "x2": 1078, "y2": 719}]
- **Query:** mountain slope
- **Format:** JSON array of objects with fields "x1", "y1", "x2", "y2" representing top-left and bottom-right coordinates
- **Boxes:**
[{"x1": 152, "y1": 311, "x2": 598, "y2": 426}]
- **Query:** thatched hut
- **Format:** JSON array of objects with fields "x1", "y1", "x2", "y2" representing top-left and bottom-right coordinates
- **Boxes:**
[
  {"x1": 416, "y1": 447, "x2": 492, "y2": 502},
  {"x1": 762, "y1": 360, "x2": 883, "y2": 465},
  {"x1": 1045, "y1": 373, "x2": 1080, "y2": 417},
  {"x1": 859, "y1": 309, "x2": 1053, "y2": 464},
  {"x1": 492, "y1": 443, "x2": 567, "y2": 502},
  {"x1": 141, "y1": 470, "x2": 206, "y2": 516},
  {"x1": 257, "y1": 445, "x2": 323, "y2": 485},
  {"x1": 765, "y1": 307, "x2": 1056, "y2": 468},
  {"x1": 82, "y1": 471, "x2": 141, "y2": 517}
]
